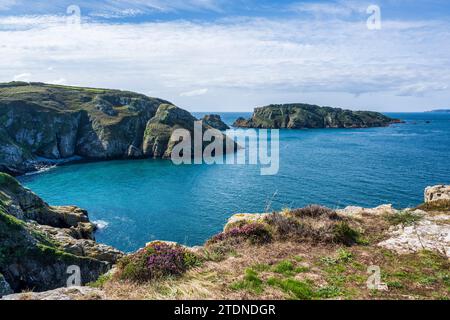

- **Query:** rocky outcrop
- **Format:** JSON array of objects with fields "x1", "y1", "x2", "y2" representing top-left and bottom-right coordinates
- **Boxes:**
[
  {"x1": 233, "y1": 103, "x2": 399, "y2": 129},
  {"x1": 0, "y1": 274, "x2": 13, "y2": 296},
  {"x1": 336, "y1": 204, "x2": 397, "y2": 218},
  {"x1": 425, "y1": 185, "x2": 450, "y2": 203},
  {"x1": 378, "y1": 210, "x2": 450, "y2": 258},
  {"x1": 0, "y1": 173, "x2": 123, "y2": 294},
  {"x1": 0, "y1": 82, "x2": 235, "y2": 175},
  {"x1": 2, "y1": 286, "x2": 105, "y2": 300},
  {"x1": 202, "y1": 114, "x2": 230, "y2": 130}
]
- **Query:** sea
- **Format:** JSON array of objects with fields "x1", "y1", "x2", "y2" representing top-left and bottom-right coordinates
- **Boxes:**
[{"x1": 19, "y1": 112, "x2": 450, "y2": 252}]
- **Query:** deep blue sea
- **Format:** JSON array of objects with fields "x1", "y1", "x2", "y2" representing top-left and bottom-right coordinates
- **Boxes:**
[{"x1": 19, "y1": 112, "x2": 450, "y2": 252}]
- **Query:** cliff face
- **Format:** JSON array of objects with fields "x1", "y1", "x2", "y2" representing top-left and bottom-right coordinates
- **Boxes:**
[
  {"x1": 0, "y1": 173, "x2": 123, "y2": 294},
  {"x1": 0, "y1": 82, "x2": 231, "y2": 175},
  {"x1": 233, "y1": 103, "x2": 398, "y2": 129},
  {"x1": 202, "y1": 114, "x2": 230, "y2": 131}
]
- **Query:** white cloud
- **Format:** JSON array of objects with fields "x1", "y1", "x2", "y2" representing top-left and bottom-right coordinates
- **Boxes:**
[
  {"x1": 48, "y1": 77, "x2": 67, "y2": 85},
  {"x1": 0, "y1": 12, "x2": 449, "y2": 111},
  {"x1": 289, "y1": 0, "x2": 367, "y2": 16},
  {"x1": 13, "y1": 72, "x2": 31, "y2": 81},
  {"x1": 180, "y1": 88, "x2": 209, "y2": 97}
]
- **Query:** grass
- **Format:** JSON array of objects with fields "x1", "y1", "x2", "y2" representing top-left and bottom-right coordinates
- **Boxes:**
[
  {"x1": 88, "y1": 273, "x2": 112, "y2": 288},
  {"x1": 230, "y1": 269, "x2": 264, "y2": 294},
  {"x1": 272, "y1": 260, "x2": 295, "y2": 276},
  {"x1": 0, "y1": 173, "x2": 20, "y2": 191},
  {"x1": 385, "y1": 210, "x2": 423, "y2": 226},
  {"x1": 267, "y1": 277, "x2": 315, "y2": 300}
]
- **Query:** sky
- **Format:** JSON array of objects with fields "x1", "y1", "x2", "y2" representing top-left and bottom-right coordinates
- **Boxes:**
[{"x1": 0, "y1": 0, "x2": 449, "y2": 112}]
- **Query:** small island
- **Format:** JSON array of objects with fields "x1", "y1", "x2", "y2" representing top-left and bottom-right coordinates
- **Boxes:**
[
  {"x1": 233, "y1": 103, "x2": 400, "y2": 129},
  {"x1": 202, "y1": 114, "x2": 230, "y2": 130},
  {"x1": 427, "y1": 109, "x2": 450, "y2": 113}
]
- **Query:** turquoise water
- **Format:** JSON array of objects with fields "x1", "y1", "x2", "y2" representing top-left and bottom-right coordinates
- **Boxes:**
[{"x1": 19, "y1": 112, "x2": 450, "y2": 252}]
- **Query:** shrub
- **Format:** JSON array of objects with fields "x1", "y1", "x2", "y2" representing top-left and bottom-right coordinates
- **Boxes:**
[
  {"x1": 290, "y1": 205, "x2": 340, "y2": 220},
  {"x1": 207, "y1": 223, "x2": 272, "y2": 245},
  {"x1": 264, "y1": 213, "x2": 304, "y2": 239},
  {"x1": 116, "y1": 242, "x2": 200, "y2": 282},
  {"x1": 332, "y1": 222, "x2": 361, "y2": 246}
]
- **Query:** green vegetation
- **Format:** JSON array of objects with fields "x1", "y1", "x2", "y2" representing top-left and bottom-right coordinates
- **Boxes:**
[
  {"x1": 267, "y1": 277, "x2": 315, "y2": 299},
  {"x1": 333, "y1": 222, "x2": 364, "y2": 245},
  {"x1": 385, "y1": 211, "x2": 423, "y2": 226},
  {"x1": 88, "y1": 273, "x2": 112, "y2": 288},
  {"x1": 0, "y1": 173, "x2": 20, "y2": 191},
  {"x1": 230, "y1": 269, "x2": 264, "y2": 294},
  {"x1": 116, "y1": 242, "x2": 201, "y2": 282}
]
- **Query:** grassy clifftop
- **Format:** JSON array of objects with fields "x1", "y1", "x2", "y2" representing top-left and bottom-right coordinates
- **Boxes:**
[
  {"x1": 0, "y1": 82, "x2": 167, "y2": 124},
  {"x1": 90, "y1": 205, "x2": 449, "y2": 300}
]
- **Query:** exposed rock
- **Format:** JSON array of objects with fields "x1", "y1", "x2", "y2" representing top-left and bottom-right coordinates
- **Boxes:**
[
  {"x1": 32, "y1": 223, "x2": 123, "y2": 263},
  {"x1": 233, "y1": 117, "x2": 249, "y2": 128},
  {"x1": 378, "y1": 212, "x2": 450, "y2": 258},
  {"x1": 225, "y1": 213, "x2": 271, "y2": 231},
  {"x1": 336, "y1": 204, "x2": 397, "y2": 218},
  {"x1": 1, "y1": 286, "x2": 105, "y2": 300},
  {"x1": 0, "y1": 173, "x2": 123, "y2": 293},
  {"x1": 0, "y1": 273, "x2": 13, "y2": 297},
  {"x1": 202, "y1": 114, "x2": 230, "y2": 130},
  {"x1": 233, "y1": 103, "x2": 399, "y2": 129},
  {"x1": 425, "y1": 185, "x2": 450, "y2": 203},
  {"x1": 0, "y1": 172, "x2": 94, "y2": 237},
  {"x1": 0, "y1": 82, "x2": 235, "y2": 175}
]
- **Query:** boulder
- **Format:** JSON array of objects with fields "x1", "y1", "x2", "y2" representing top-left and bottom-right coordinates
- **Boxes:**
[
  {"x1": 425, "y1": 185, "x2": 450, "y2": 203},
  {"x1": 336, "y1": 204, "x2": 397, "y2": 218},
  {"x1": 1, "y1": 286, "x2": 105, "y2": 300}
]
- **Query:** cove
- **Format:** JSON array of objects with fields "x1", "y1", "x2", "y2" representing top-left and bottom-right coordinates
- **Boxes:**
[{"x1": 19, "y1": 112, "x2": 450, "y2": 252}]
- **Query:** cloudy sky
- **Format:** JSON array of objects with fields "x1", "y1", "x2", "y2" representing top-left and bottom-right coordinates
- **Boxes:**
[{"x1": 0, "y1": 0, "x2": 449, "y2": 112}]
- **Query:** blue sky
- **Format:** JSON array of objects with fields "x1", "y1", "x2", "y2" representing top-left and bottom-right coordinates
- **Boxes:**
[{"x1": 0, "y1": 0, "x2": 449, "y2": 111}]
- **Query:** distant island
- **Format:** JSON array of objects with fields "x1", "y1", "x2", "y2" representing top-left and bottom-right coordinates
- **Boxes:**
[
  {"x1": 427, "y1": 109, "x2": 450, "y2": 113},
  {"x1": 233, "y1": 103, "x2": 400, "y2": 129}
]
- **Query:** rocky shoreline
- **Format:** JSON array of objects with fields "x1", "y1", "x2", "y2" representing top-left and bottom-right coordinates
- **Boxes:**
[
  {"x1": 1, "y1": 172, "x2": 448, "y2": 300},
  {"x1": 0, "y1": 172, "x2": 123, "y2": 295}
]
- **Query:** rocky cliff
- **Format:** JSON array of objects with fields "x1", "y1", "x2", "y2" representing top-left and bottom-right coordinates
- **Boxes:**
[
  {"x1": 233, "y1": 103, "x2": 399, "y2": 129},
  {"x1": 202, "y1": 114, "x2": 230, "y2": 130},
  {"x1": 0, "y1": 173, "x2": 123, "y2": 295},
  {"x1": 0, "y1": 82, "x2": 233, "y2": 175}
]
